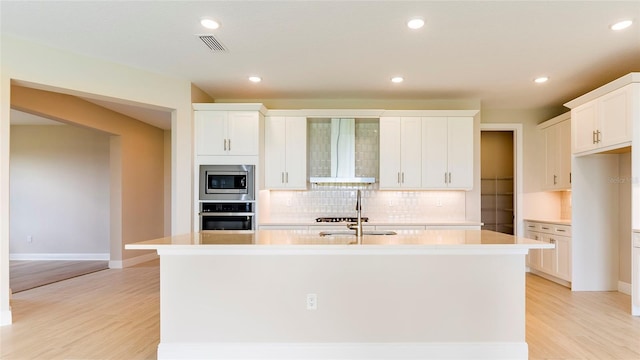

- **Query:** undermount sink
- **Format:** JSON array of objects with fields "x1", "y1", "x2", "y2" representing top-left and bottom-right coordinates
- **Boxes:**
[{"x1": 319, "y1": 230, "x2": 397, "y2": 237}]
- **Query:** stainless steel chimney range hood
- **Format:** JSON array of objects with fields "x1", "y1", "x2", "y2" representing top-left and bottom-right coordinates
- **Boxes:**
[{"x1": 309, "y1": 118, "x2": 377, "y2": 184}]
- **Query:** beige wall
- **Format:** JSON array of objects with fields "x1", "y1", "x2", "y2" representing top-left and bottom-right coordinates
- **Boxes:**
[
  {"x1": 1, "y1": 34, "x2": 194, "y2": 324},
  {"x1": 11, "y1": 86, "x2": 165, "y2": 263},
  {"x1": 10, "y1": 124, "x2": 110, "y2": 256}
]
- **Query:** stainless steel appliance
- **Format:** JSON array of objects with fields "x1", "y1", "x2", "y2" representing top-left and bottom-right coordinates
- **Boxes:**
[
  {"x1": 200, "y1": 202, "x2": 254, "y2": 230},
  {"x1": 200, "y1": 165, "x2": 254, "y2": 201}
]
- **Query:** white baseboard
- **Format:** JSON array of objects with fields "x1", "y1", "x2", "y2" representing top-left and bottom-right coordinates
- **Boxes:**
[
  {"x1": 529, "y1": 269, "x2": 571, "y2": 288},
  {"x1": 110, "y1": 252, "x2": 158, "y2": 269},
  {"x1": 618, "y1": 281, "x2": 632, "y2": 295},
  {"x1": 9, "y1": 253, "x2": 109, "y2": 261},
  {"x1": 0, "y1": 309, "x2": 12, "y2": 326},
  {"x1": 158, "y1": 342, "x2": 528, "y2": 360}
]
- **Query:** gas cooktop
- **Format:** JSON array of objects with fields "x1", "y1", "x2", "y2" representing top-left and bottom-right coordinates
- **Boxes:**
[{"x1": 315, "y1": 217, "x2": 369, "y2": 223}]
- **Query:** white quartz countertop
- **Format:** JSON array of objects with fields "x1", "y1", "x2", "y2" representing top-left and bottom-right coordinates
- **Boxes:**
[
  {"x1": 126, "y1": 229, "x2": 553, "y2": 255},
  {"x1": 524, "y1": 218, "x2": 572, "y2": 226}
]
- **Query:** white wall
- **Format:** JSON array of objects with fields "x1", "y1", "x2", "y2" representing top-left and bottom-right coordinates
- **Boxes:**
[
  {"x1": 619, "y1": 152, "x2": 632, "y2": 285},
  {"x1": 9, "y1": 125, "x2": 110, "y2": 258}
]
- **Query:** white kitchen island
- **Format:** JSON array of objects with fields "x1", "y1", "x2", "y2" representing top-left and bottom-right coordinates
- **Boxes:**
[{"x1": 126, "y1": 230, "x2": 552, "y2": 360}]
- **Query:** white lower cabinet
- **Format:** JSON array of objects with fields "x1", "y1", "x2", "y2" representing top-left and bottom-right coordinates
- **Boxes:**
[
  {"x1": 524, "y1": 220, "x2": 572, "y2": 284},
  {"x1": 633, "y1": 232, "x2": 640, "y2": 315}
]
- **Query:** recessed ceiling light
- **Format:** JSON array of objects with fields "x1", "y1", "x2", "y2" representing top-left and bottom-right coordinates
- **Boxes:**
[
  {"x1": 391, "y1": 76, "x2": 404, "y2": 83},
  {"x1": 407, "y1": 18, "x2": 425, "y2": 30},
  {"x1": 610, "y1": 20, "x2": 633, "y2": 31},
  {"x1": 534, "y1": 76, "x2": 549, "y2": 84},
  {"x1": 200, "y1": 18, "x2": 220, "y2": 30},
  {"x1": 248, "y1": 76, "x2": 262, "y2": 83}
]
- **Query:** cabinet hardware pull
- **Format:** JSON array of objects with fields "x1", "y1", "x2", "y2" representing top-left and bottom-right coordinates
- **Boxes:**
[
  {"x1": 550, "y1": 239, "x2": 556, "y2": 243},
  {"x1": 448, "y1": 172, "x2": 452, "y2": 184},
  {"x1": 402, "y1": 172, "x2": 405, "y2": 183},
  {"x1": 398, "y1": 172, "x2": 401, "y2": 184},
  {"x1": 281, "y1": 172, "x2": 284, "y2": 183},
  {"x1": 557, "y1": 229, "x2": 566, "y2": 232},
  {"x1": 228, "y1": 138, "x2": 231, "y2": 150},
  {"x1": 553, "y1": 174, "x2": 557, "y2": 185},
  {"x1": 592, "y1": 130, "x2": 596, "y2": 144},
  {"x1": 542, "y1": 226, "x2": 550, "y2": 230},
  {"x1": 597, "y1": 130, "x2": 601, "y2": 143},
  {"x1": 444, "y1": 172, "x2": 448, "y2": 184},
  {"x1": 569, "y1": 172, "x2": 572, "y2": 184},
  {"x1": 224, "y1": 139, "x2": 227, "y2": 151},
  {"x1": 285, "y1": 172, "x2": 289, "y2": 183}
]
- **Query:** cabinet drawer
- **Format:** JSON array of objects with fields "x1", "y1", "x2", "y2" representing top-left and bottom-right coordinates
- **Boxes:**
[
  {"x1": 552, "y1": 224, "x2": 572, "y2": 237},
  {"x1": 524, "y1": 222, "x2": 541, "y2": 232},
  {"x1": 525, "y1": 221, "x2": 571, "y2": 236}
]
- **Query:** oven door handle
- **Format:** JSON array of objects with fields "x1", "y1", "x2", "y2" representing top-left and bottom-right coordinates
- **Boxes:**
[{"x1": 199, "y1": 212, "x2": 255, "y2": 216}]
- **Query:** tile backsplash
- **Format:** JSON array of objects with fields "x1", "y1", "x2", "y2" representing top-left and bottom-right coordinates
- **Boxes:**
[
  {"x1": 307, "y1": 118, "x2": 379, "y2": 178},
  {"x1": 262, "y1": 183, "x2": 466, "y2": 223}
]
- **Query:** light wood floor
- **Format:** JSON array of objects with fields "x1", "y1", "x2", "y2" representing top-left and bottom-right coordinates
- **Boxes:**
[
  {"x1": 1, "y1": 262, "x2": 639, "y2": 359},
  {"x1": 10, "y1": 260, "x2": 109, "y2": 293}
]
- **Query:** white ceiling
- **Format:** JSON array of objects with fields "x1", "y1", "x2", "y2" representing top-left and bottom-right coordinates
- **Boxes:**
[{"x1": 3, "y1": 1, "x2": 640, "y2": 129}]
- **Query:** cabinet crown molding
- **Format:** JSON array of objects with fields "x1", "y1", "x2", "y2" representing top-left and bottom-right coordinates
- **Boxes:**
[
  {"x1": 265, "y1": 109, "x2": 479, "y2": 118},
  {"x1": 536, "y1": 111, "x2": 570, "y2": 130},
  {"x1": 193, "y1": 103, "x2": 268, "y2": 114},
  {"x1": 564, "y1": 72, "x2": 640, "y2": 109}
]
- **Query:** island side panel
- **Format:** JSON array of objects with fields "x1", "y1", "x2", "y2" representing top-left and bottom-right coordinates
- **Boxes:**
[{"x1": 159, "y1": 253, "x2": 525, "y2": 347}]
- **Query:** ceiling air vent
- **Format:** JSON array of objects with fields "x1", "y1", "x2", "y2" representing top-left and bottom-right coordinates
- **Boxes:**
[{"x1": 197, "y1": 35, "x2": 227, "y2": 52}]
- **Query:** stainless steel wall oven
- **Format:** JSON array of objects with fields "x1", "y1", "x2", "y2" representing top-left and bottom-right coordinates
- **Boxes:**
[{"x1": 200, "y1": 202, "x2": 254, "y2": 231}]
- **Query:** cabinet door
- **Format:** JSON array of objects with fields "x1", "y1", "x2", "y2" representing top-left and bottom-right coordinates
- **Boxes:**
[
  {"x1": 379, "y1": 117, "x2": 403, "y2": 189},
  {"x1": 554, "y1": 235, "x2": 571, "y2": 281},
  {"x1": 543, "y1": 124, "x2": 559, "y2": 190},
  {"x1": 525, "y1": 229, "x2": 542, "y2": 270},
  {"x1": 599, "y1": 85, "x2": 632, "y2": 149},
  {"x1": 399, "y1": 117, "x2": 422, "y2": 188},
  {"x1": 195, "y1": 111, "x2": 227, "y2": 155},
  {"x1": 572, "y1": 101, "x2": 598, "y2": 154},
  {"x1": 422, "y1": 117, "x2": 449, "y2": 188},
  {"x1": 227, "y1": 112, "x2": 259, "y2": 155},
  {"x1": 558, "y1": 120, "x2": 572, "y2": 188},
  {"x1": 447, "y1": 117, "x2": 473, "y2": 189},
  {"x1": 264, "y1": 117, "x2": 288, "y2": 188},
  {"x1": 633, "y1": 246, "x2": 640, "y2": 314},
  {"x1": 541, "y1": 234, "x2": 555, "y2": 274},
  {"x1": 284, "y1": 117, "x2": 307, "y2": 189}
]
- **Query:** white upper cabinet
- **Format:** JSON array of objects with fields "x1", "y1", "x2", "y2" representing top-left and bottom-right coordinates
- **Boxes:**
[
  {"x1": 541, "y1": 114, "x2": 571, "y2": 190},
  {"x1": 195, "y1": 110, "x2": 260, "y2": 156},
  {"x1": 381, "y1": 116, "x2": 474, "y2": 190},
  {"x1": 571, "y1": 84, "x2": 634, "y2": 156},
  {"x1": 379, "y1": 117, "x2": 422, "y2": 189},
  {"x1": 264, "y1": 116, "x2": 307, "y2": 189},
  {"x1": 422, "y1": 117, "x2": 474, "y2": 190}
]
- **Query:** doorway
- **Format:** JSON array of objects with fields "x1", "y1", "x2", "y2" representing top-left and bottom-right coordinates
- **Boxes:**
[
  {"x1": 9, "y1": 113, "x2": 111, "y2": 291},
  {"x1": 481, "y1": 130, "x2": 515, "y2": 235}
]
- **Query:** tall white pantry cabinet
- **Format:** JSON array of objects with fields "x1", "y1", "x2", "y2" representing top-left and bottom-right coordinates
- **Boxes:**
[{"x1": 564, "y1": 73, "x2": 640, "y2": 316}]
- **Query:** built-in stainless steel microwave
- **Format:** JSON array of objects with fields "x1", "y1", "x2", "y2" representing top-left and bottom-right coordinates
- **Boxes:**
[{"x1": 199, "y1": 165, "x2": 255, "y2": 201}]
